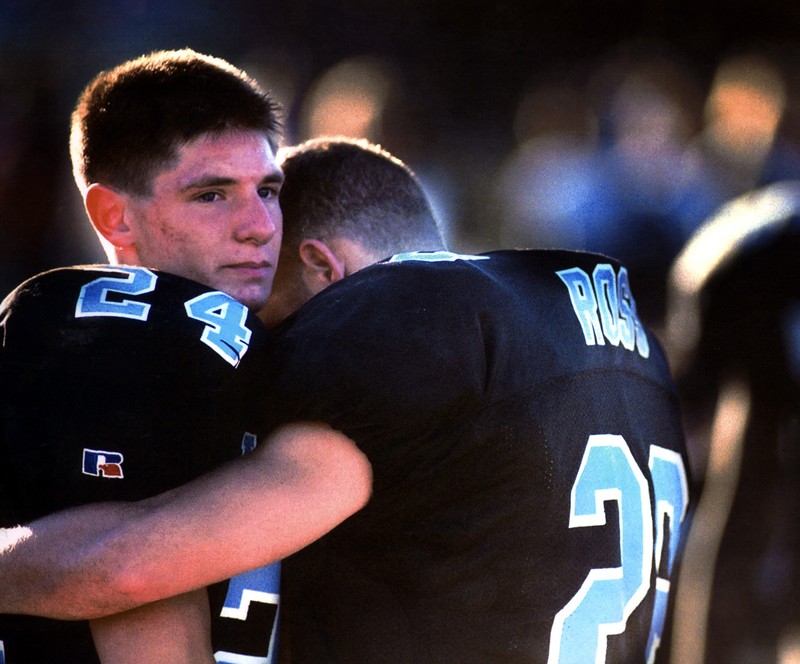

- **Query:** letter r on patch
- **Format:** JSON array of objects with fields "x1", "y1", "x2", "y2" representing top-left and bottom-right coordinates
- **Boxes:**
[{"x1": 83, "y1": 448, "x2": 125, "y2": 478}]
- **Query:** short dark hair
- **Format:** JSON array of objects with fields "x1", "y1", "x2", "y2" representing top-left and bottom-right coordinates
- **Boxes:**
[
  {"x1": 278, "y1": 137, "x2": 444, "y2": 258},
  {"x1": 70, "y1": 49, "x2": 282, "y2": 195}
]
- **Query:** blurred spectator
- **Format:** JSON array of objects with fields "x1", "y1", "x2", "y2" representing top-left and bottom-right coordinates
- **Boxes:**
[
  {"x1": 494, "y1": 47, "x2": 716, "y2": 326},
  {"x1": 684, "y1": 54, "x2": 800, "y2": 206},
  {"x1": 664, "y1": 181, "x2": 800, "y2": 664},
  {"x1": 588, "y1": 51, "x2": 717, "y2": 324},
  {"x1": 495, "y1": 75, "x2": 612, "y2": 251},
  {"x1": 296, "y1": 56, "x2": 397, "y2": 142}
]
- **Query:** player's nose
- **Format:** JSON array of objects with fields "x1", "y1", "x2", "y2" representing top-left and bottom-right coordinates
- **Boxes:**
[{"x1": 236, "y1": 193, "x2": 280, "y2": 245}]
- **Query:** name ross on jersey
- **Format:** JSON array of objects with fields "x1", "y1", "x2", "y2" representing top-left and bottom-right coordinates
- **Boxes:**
[{"x1": 557, "y1": 264, "x2": 650, "y2": 358}]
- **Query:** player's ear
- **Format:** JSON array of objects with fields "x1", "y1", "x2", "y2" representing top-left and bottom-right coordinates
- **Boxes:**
[
  {"x1": 84, "y1": 183, "x2": 135, "y2": 249},
  {"x1": 297, "y1": 239, "x2": 346, "y2": 293}
]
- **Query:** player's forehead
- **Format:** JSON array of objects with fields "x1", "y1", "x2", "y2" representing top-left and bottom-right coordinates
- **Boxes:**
[{"x1": 153, "y1": 129, "x2": 282, "y2": 190}]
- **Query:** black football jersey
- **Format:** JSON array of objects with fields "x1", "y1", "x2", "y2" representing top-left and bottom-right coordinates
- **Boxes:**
[
  {"x1": 0, "y1": 266, "x2": 279, "y2": 664},
  {"x1": 261, "y1": 249, "x2": 691, "y2": 664}
]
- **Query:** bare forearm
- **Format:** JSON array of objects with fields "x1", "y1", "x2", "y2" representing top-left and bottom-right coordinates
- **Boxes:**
[
  {"x1": 0, "y1": 502, "x2": 149, "y2": 619},
  {"x1": 0, "y1": 495, "x2": 238, "y2": 620}
]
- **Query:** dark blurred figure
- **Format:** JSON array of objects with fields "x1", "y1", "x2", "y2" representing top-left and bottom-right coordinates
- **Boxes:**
[
  {"x1": 0, "y1": 56, "x2": 67, "y2": 297},
  {"x1": 665, "y1": 181, "x2": 800, "y2": 664}
]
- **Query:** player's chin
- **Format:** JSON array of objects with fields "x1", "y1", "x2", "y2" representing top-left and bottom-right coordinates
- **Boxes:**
[
  {"x1": 220, "y1": 267, "x2": 273, "y2": 305},
  {"x1": 228, "y1": 281, "x2": 272, "y2": 313}
]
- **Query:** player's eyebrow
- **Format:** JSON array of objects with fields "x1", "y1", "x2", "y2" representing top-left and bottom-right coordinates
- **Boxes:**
[
  {"x1": 179, "y1": 176, "x2": 234, "y2": 192},
  {"x1": 179, "y1": 171, "x2": 284, "y2": 193},
  {"x1": 262, "y1": 171, "x2": 285, "y2": 186}
]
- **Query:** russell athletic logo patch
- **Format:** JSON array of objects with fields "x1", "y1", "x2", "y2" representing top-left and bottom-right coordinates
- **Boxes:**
[{"x1": 82, "y1": 448, "x2": 125, "y2": 478}]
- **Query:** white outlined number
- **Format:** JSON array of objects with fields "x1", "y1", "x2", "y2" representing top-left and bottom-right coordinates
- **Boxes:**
[
  {"x1": 548, "y1": 435, "x2": 688, "y2": 664},
  {"x1": 75, "y1": 267, "x2": 157, "y2": 320},
  {"x1": 216, "y1": 562, "x2": 281, "y2": 664},
  {"x1": 646, "y1": 446, "x2": 689, "y2": 662},
  {"x1": 185, "y1": 292, "x2": 252, "y2": 368},
  {"x1": 214, "y1": 432, "x2": 280, "y2": 664},
  {"x1": 73, "y1": 267, "x2": 252, "y2": 367}
]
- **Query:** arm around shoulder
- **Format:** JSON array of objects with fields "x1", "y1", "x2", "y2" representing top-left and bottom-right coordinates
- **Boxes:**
[{"x1": 0, "y1": 422, "x2": 372, "y2": 619}]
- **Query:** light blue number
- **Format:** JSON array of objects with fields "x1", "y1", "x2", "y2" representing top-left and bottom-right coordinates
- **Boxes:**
[
  {"x1": 184, "y1": 292, "x2": 252, "y2": 367},
  {"x1": 74, "y1": 270, "x2": 253, "y2": 367},
  {"x1": 75, "y1": 267, "x2": 157, "y2": 320},
  {"x1": 548, "y1": 436, "x2": 688, "y2": 663},
  {"x1": 548, "y1": 434, "x2": 653, "y2": 664},
  {"x1": 215, "y1": 433, "x2": 280, "y2": 664},
  {"x1": 646, "y1": 446, "x2": 689, "y2": 663},
  {"x1": 215, "y1": 562, "x2": 281, "y2": 664}
]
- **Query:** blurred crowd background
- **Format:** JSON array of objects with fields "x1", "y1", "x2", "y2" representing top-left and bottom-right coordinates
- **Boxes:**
[
  {"x1": 2, "y1": 0, "x2": 800, "y2": 328},
  {"x1": 5, "y1": 1, "x2": 800, "y2": 662}
]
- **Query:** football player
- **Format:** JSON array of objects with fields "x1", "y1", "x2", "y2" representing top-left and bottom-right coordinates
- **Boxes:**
[{"x1": 0, "y1": 49, "x2": 283, "y2": 663}]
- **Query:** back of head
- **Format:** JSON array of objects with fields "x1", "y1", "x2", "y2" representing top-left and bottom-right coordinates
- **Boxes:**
[
  {"x1": 70, "y1": 48, "x2": 282, "y2": 195},
  {"x1": 277, "y1": 137, "x2": 445, "y2": 259}
]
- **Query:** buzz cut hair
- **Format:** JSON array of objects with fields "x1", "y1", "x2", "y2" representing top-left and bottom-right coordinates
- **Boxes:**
[
  {"x1": 277, "y1": 136, "x2": 445, "y2": 259},
  {"x1": 70, "y1": 48, "x2": 282, "y2": 196}
]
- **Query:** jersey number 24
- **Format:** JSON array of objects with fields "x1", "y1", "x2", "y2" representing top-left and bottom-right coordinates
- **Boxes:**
[{"x1": 74, "y1": 267, "x2": 253, "y2": 367}]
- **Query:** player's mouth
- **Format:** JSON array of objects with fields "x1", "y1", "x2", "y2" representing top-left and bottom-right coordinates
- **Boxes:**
[{"x1": 225, "y1": 261, "x2": 274, "y2": 280}]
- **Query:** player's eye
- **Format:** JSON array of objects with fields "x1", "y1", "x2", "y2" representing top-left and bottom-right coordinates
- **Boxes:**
[
  {"x1": 195, "y1": 191, "x2": 222, "y2": 203},
  {"x1": 258, "y1": 185, "x2": 280, "y2": 199}
]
